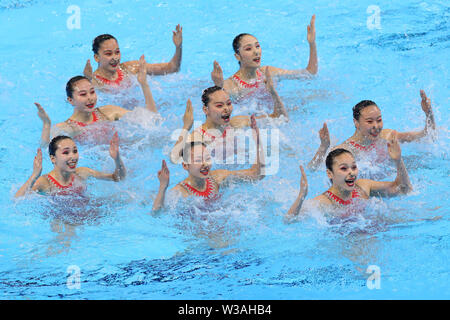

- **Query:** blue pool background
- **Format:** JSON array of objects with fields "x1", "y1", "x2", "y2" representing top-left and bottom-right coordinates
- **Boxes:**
[{"x1": 0, "y1": 0, "x2": 449, "y2": 299}]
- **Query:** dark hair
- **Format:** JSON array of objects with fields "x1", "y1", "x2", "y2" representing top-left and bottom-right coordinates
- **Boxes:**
[
  {"x1": 325, "y1": 148, "x2": 353, "y2": 172},
  {"x1": 181, "y1": 141, "x2": 207, "y2": 163},
  {"x1": 352, "y1": 100, "x2": 378, "y2": 120},
  {"x1": 92, "y1": 34, "x2": 117, "y2": 54},
  {"x1": 201, "y1": 86, "x2": 224, "y2": 107},
  {"x1": 66, "y1": 75, "x2": 90, "y2": 98},
  {"x1": 232, "y1": 33, "x2": 253, "y2": 54},
  {"x1": 49, "y1": 135, "x2": 73, "y2": 157}
]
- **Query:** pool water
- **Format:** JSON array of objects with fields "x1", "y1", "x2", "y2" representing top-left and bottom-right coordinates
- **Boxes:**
[{"x1": 0, "y1": 0, "x2": 449, "y2": 299}]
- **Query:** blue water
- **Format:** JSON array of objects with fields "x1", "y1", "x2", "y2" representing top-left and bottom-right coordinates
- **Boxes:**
[{"x1": 0, "y1": 0, "x2": 449, "y2": 299}]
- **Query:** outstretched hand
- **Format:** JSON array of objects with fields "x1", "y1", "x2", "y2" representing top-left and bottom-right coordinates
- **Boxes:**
[
  {"x1": 34, "y1": 102, "x2": 51, "y2": 126},
  {"x1": 299, "y1": 165, "x2": 308, "y2": 197},
  {"x1": 319, "y1": 122, "x2": 330, "y2": 148},
  {"x1": 183, "y1": 99, "x2": 194, "y2": 130},
  {"x1": 307, "y1": 14, "x2": 316, "y2": 44},
  {"x1": 172, "y1": 24, "x2": 183, "y2": 47},
  {"x1": 33, "y1": 148, "x2": 43, "y2": 177},
  {"x1": 420, "y1": 90, "x2": 432, "y2": 115},
  {"x1": 137, "y1": 54, "x2": 148, "y2": 85},
  {"x1": 158, "y1": 160, "x2": 170, "y2": 188},
  {"x1": 211, "y1": 60, "x2": 224, "y2": 87},
  {"x1": 83, "y1": 59, "x2": 93, "y2": 81},
  {"x1": 109, "y1": 132, "x2": 120, "y2": 160},
  {"x1": 387, "y1": 130, "x2": 401, "y2": 161}
]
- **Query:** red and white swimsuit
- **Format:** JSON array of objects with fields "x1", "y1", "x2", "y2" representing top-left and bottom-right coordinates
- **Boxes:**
[
  {"x1": 325, "y1": 189, "x2": 361, "y2": 206},
  {"x1": 47, "y1": 174, "x2": 85, "y2": 196},
  {"x1": 325, "y1": 187, "x2": 367, "y2": 219},
  {"x1": 181, "y1": 177, "x2": 219, "y2": 201},
  {"x1": 66, "y1": 109, "x2": 112, "y2": 144},
  {"x1": 345, "y1": 139, "x2": 389, "y2": 164},
  {"x1": 232, "y1": 69, "x2": 274, "y2": 112},
  {"x1": 95, "y1": 68, "x2": 125, "y2": 86}
]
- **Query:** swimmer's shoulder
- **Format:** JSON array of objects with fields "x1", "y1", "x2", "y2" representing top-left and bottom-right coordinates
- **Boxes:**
[
  {"x1": 379, "y1": 129, "x2": 393, "y2": 140},
  {"x1": 354, "y1": 179, "x2": 371, "y2": 198},
  {"x1": 32, "y1": 175, "x2": 51, "y2": 193},
  {"x1": 173, "y1": 183, "x2": 189, "y2": 197},
  {"x1": 98, "y1": 105, "x2": 128, "y2": 120},
  {"x1": 313, "y1": 194, "x2": 333, "y2": 206}
]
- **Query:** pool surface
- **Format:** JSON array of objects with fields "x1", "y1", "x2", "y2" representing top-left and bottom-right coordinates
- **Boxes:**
[{"x1": 0, "y1": 0, "x2": 449, "y2": 299}]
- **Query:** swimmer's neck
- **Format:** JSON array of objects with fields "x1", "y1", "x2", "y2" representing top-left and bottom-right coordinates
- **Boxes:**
[
  {"x1": 350, "y1": 130, "x2": 378, "y2": 146},
  {"x1": 328, "y1": 185, "x2": 353, "y2": 201},
  {"x1": 236, "y1": 65, "x2": 259, "y2": 81},
  {"x1": 185, "y1": 174, "x2": 207, "y2": 191},
  {"x1": 95, "y1": 66, "x2": 118, "y2": 79},
  {"x1": 203, "y1": 118, "x2": 228, "y2": 132},
  {"x1": 49, "y1": 168, "x2": 73, "y2": 184},
  {"x1": 71, "y1": 109, "x2": 95, "y2": 123}
]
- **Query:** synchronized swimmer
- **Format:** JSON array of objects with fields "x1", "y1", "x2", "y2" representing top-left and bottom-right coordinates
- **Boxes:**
[
  {"x1": 211, "y1": 15, "x2": 318, "y2": 102},
  {"x1": 308, "y1": 90, "x2": 436, "y2": 169},
  {"x1": 35, "y1": 55, "x2": 158, "y2": 145},
  {"x1": 14, "y1": 15, "x2": 440, "y2": 230},
  {"x1": 83, "y1": 25, "x2": 183, "y2": 91}
]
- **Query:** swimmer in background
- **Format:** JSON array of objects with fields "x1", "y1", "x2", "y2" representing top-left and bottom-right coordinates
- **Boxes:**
[
  {"x1": 285, "y1": 133, "x2": 412, "y2": 223},
  {"x1": 152, "y1": 116, "x2": 263, "y2": 211},
  {"x1": 308, "y1": 90, "x2": 436, "y2": 169},
  {"x1": 83, "y1": 25, "x2": 182, "y2": 91},
  {"x1": 169, "y1": 71, "x2": 288, "y2": 164},
  {"x1": 36, "y1": 55, "x2": 158, "y2": 146},
  {"x1": 15, "y1": 134, "x2": 126, "y2": 198},
  {"x1": 211, "y1": 15, "x2": 317, "y2": 102}
]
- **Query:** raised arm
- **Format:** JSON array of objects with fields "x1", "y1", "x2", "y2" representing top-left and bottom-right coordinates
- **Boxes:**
[
  {"x1": 211, "y1": 60, "x2": 224, "y2": 88},
  {"x1": 35, "y1": 103, "x2": 51, "y2": 148},
  {"x1": 266, "y1": 14, "x2": 318, "y2": 80},
  {"x1": 15, "y1": 148, "x2": 43, "y2": 198},
  {"x1": 152, "y1": 160, "x2": 170, "y2": 212},
  {"x1": 123, "y1": 25, "x2": 182, "y2": 76},
  {"x1": 308, "y1": 122, "x2": 330, "y2": 170},
  {"x1": 360, "y1": 132, "x2": 412, "y2": 196},
  {"x1": 264, "y1": 68, "x2": 288, "y2": 119},
  {"x1": 78, "y1": 132, "x2": 126, "y2": 181},
  {"x1": 83, "y1": 59, "x2": 93, "y2": 81},
  {"x1": 213, "y1": 115, "x2": 262, "y2": 184},
  {"x1": 169, "y1": 99, "x2": 193, "y2": 164},
  {"x1": 284, "y1": 165, "x2": 308, "y2": 223},
  {"x1": 396, "y1": 90, "x2": 436, "y2": 143},
  {"x1": 137, "y1": 55, "x2": 158, "y2": 113}
]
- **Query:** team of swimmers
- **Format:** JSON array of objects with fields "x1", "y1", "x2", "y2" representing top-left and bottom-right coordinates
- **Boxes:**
[{"x1": 15, "y1": 17, "x2": 438, "y2": 225}]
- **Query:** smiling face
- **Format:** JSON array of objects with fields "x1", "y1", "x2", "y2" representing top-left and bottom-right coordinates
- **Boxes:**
[
  {"x1": 327, "y1": 152, "x2": 358, "y2": 192},
  {"x1": 235, "y1": 35, "x2": 261, "y2": 68},
  {"x1": 50, "y1": 138, "x2": 79, "y2": 173},
  {"x1": 183, "y1": 144, "x2": 213, "y2": 179},
  {"x1": 94, "y1": 38, "x2": 121, "y2": 73},
  {"x1": 203, "y1": 89, "x2": 233, "y2": 126},
  {"x1": 67, "y1": 79, "x2": 97, "y2": 112},
  {"x1": 354, "y1": 105, "x2": 383, "y2": 141}
]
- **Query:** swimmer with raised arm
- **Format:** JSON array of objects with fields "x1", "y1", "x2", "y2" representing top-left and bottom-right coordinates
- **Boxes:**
[
  {"x1": 169, "y1": 75, "x2": 287, "y2": 164},
  {"x1": 211, "y1": 15, "x2": 317, "y2": 101},
  {"x1": 36, "y1": 55, "x2": 158, "y2": 145},
  {"x1": 286, "y1": 133, "x2": 412, "y2": 223},
  {"x1": 83, "y1": 25, "x2": 182, "y2": 90},
  {"x1": 153, "y1": 116, "x2": 263, "y2": 211},
  {"x1": 308, "y1": 90, "x2": 436, "y2": 169},
  {"x1": 15, "y1": 133, "x2": 126, "y2": 198}
]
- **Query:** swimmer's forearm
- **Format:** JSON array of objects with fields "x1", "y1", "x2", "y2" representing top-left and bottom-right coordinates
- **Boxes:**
[
  {"x1": 308, "y1": 144, "x2": 328, "y2": 170},
  {"x1": 393, "y1": 158, "x2": 412, "y2": 194},
  {"x1": 166, "y1": 44, "x2": 182, "y2": 74},
  {"x1": 306, "y1": 42, "x2": 318, "y2": 75},
  {"x1": 15, "y1": 174, "x2": 39, "y2": 198},
  {"x1": 170, "y1": 131, "x2": 188, "y2": 164},
  {"x1": 140, "y1": 82, "x2": 158, "y2": 113},
  {"x1": 268, "y1": 87, "x2": 289, "y2": 119},
  {"x1": 112, "y1": 155, "x2": 126, "y2": 181},
  {"x1": 425, "y1": 109, "x2": 436, "y2": 133},
  {"x1": 285, "y1": 193, "x2": 306, "y2": 223},
  {"x1": 40, "y1": 122, "x2": 51, "y2": 148},
  {"x1": 152, "y1": 185, "x2": 168, "y2": 211}
]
